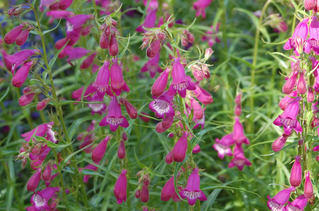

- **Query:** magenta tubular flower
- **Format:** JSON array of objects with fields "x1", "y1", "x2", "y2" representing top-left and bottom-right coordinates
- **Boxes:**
[
  {"x1": 297, "y1": 71, "x2": 307, "y2": 94},
  {"x1": 192, "y1": 84, "x2": 213, "y2": 105},
  {"x1": 136, "y1": 8, "x2": 157, "y2": 33},
  {"x1": 16, "y1": 28, "x2": 31, "y2": 46},
  {"x1": 121, "y1": 98, "x2": 138, "y2": 119},
  {"x1": 140, "y1": 183, "x2": 149, "y2": 203},
  {"x1": 27, "y1": 169, "x2": 41, "y2": 192},
  {"x1": 117, "y1": 140, "x2": 126, "y2": 159},
  {"x1": 100, "y1": 96, "x2": 129, "y2": 131},
  {"x1": 180, "y1": 168, "x2": 207, "y2": 205},
  {"x1": 192, "y1": 144, "x2": 201, "y2": 154},
  {"x1": 305, "y1": 0, "x2": 316, "y2": 10},
  {"x1": 170, "y1": 58, "x2": 193, "y2": 98},
  {"x1": 110, "y1": 59, "x2": 130, "y2": 96},
  {"x1": 114, "y1": 169, "x2": 127, "y2": 204},
  {"x1": 172, "y1": 133, "x2": 188, "y2": 162},
  {"x1": 80, "y1": 164, "x2": 98, "y2": 183},
  {"x1": 165, "y1": 151, "x2": 173, "y2": 164},
  {"x1": 42, "y1": 164, "x2": 52, "y2": 182},
  {"x1": 109, "y1": 34, "x2": 119, "y2": 56},
  {"x1": 290, "y1": 156, "x2": 302, "y2": 187},
  {"x1": 46, "y1": 10, "x2": 74, "y2": 20},
  {"x1": 193, "y1": 0, "x2": 213, "y2": 18},
  {"x1": 22, "y1": 122, "x2": 54, "y2": 142},
  {"x1": 272, "y1": 135, "x2": 287, "y2": 152},
  {"x1": 228, "y1": 144, "x2": 251, "y2": 171},
  {"x1": 12, "y1": 61, "x2": 33, "y2": 87},
  {"x1": 161, "y1": 176, "x2": 180, "y2": 202},
  {"x1": 307, "y1": 87, "x2": 314, "y2": 102},
  {"x1": 190, "y1": 97, "x2": 203, "y2": 120},
  {"x1": 304, "y1": 171, "x2": 313, "y2": 199},
  {"x1": 2, "y1": 49, "x2": 39, "y2": 73},
  {"x1": 92, "y1": 136, "x2": 110, "y2": 164},
  {"x1": 274, "y1": 98, "x2": 302, "y2": 135},
  {"x1": 156, "y1": 115, "x2": 174, "y2": 133},
  {"x1": 4, "y1": 24, "x2": 24, "y2": 44},
  {"x1": 93, "y1": 61, "x2": 111, "y2": 94},
  {"x1": 308, "y1": 16, "x2": 319, "y2": 54},
  {"x1": 283, "y1": 18, "x2": 309, "y2": 55},
  {"x1": 151, "y1": 68, "x2": 169, "y2": 97},
  {"x1": 147, "y1": 39, "x2": 161, "y2": 58},
  {"x1": 279, "y1": 91, "x2": 297, "y2": 110},
  {"x1": 212, "y1": 133, "x2": 234, "y2": 159},
  {"x1": 286, "y1": 194, "x2": 308, "y2": 210},
  {"x1": 30, "y1": 187, "x2": 60, "y2": 210},
  {"x1": 99, "y1": 25, "x2": 110, "y2": 49},
  {"x1": 66, "y1": 14, "x2": 92, "y2": 31},
  {"x1": 58, "y1": 0, "x2": 73, "y2": 9},
  {"x1": 141, "y1": 53, "x2": 162, "y2": 78},
  {"x1": 149, "y1": 90, "x2": 174, "y2": 118},
  {"x1": 267, "y1": 187, "x2": 295, "y2": 210},
  {"x1": 36, "y1": 98, "x2": 50, "y2": 111},
  {"x1": 19, "y1": 92, "x2": 35, "y2": 106},
  {"x1": 232, "y1": 117, "x2": 250, "y2": 145},
  {"x1": 282, "y1": 71, "x2": 298, "y2": 94},
  {"x1": 80, "y1": 52, "x2": 96, "y2": 69}
]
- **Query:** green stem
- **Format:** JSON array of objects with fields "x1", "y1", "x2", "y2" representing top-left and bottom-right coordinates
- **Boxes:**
[{"x1": 248, "y1": 0, "x2": 272, "y2": 133}]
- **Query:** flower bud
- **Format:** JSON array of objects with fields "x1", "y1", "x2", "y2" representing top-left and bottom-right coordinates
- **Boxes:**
[
  {"x1": 27, "y1": 169, "x2": 41, "y2": 192},
  {"x1": 290, "y1": 156, "x2": 302, "y2": 187},
  {"x1": 118, "y1": 140, "x2": 126, "y2": 159},
  {"x1": 304, "y1": 171, "x2": 313, "y2": 199}
]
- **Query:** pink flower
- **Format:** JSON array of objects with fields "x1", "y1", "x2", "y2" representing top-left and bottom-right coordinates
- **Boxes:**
[
  {"x1": 282, "y1": 71, "x2": 298, "y2": 94},
  {"x1": 273, "y1": 98, "x2": 302, "y2": 135},
  {"x1": 36, "y1": 98, "x2": 50, "y2": 111},
  {"x1": 12, "y1": 61, "x2": 33, "y2": 87},
  {"x1": 117, "y1": 140, "x2": 126, "y2": 159},
  {"x1": 286, "y1": 194, "x2": 308, "y2": 210},
  {"x1": 304, "y1": 171, "x2": 313, "y2": 199},
  {"x1": 100, "y1": 96, "x2": 129, "y2": 131},
  {"x1": 192, "y1": 144, "x2": 201, "y2": 154},
  {"x1": 109, "y1": 33, "x2": 118, "y2": 56},
  {"x1": 192, "y1": 84, "x2": 213, "y2": 105},
  {"x1": 267, "y1": 187, "x2": 295, "y2": 210},
  {"x1": 172, "y1": 133, "x2": 188, "y2": 162},
  {"x1": 228, "y1": 144, "x2": 251, "y2": 171},
  {"x1": 149, "y1": 90, "x2": 174, "y2": 118},
  {"x1": 279, "y1": 91, "x2": 298, "y2": 110},
  {"x1": 30, "y1": 187, "x2": 60, "y2": 210},
  {"x1": 290, "y1": 156, "x2": 302, "y2": 187},
  {"x1": 27, "y1": 169, "x2": 41, "y2": 192},
  {"x1": 110, "y1": 59, "x2": 130, "y2": 96},
  {"x1": 80, "y1": 52, "x2": 96, "y2": 69},
  {"x1": 93, "y1": 62, "x2": 112, "y2": 94},
  {"x1": 161, "y1": 176, "x2": 180, "y2": 202},
  {"x1": 151, "y1": 68, "x2": 169, "y2": 97},
  {"x1": 46, "y1": 10, "x2": 74, "y2": 20},
  {"x1": 213, "y1": 133, "x2": 234, "y2": 159},
  {"x1": 170, "y1": 58, "x2": 195, "y2": 98},
  {"x1": 92, "y1": 136, "x2": 110, "y2": 164},
  {"x1": 232, "y1": 117, "x2": 250, "y2": 145},
  {"x1": 141, "y1": 53, "x2": 162, "y2": 78},
  {"x1": 4, "y1": 24, "x2": 24, "y2": 44},
  {"x1": 308, "y1": 16, "x2": 319, "y2": 54},
  {"x1": 140, "y1": 183, "x2": 149, "y2": 203},
  {"x1": 120, "y1": 98, "x2": 138, "y2": 119},
  {"x1": 305, "y1": 0, "x2": 316, "y2": 10},
  {"x1": 193, "y1": 0, "x2": 213, "y2": 18},
  {"x1": 114, "y1": 169, "x2": 127, "y2": 204},
  {"x1": 283, "y1": 18, "x2": 309, "y2": 55},
  {"x1": 271, "y1": 135, "x2": 287, "y2": 152},
  {"x1": 180, "y1": 168, "x2": 207, "y2": 205},
  {"x1": 2, "y1": 49, "x2": 40, "y2": 73},
  {"x1": 136, "y1": 9, "x2": 157, "y2": 33}
]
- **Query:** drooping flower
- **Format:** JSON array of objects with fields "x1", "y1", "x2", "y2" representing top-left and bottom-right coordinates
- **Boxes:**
[
  {"x1": 192, "y1": 84, "x2": 213, "y2": 105},
  {"x1": 290, "y1": 156, "x2": 302, "y2": 187},
  {"x1": 179, "y1": 168, "x2": 207, "y2": 205},
  {"x1": 286, "y1": 194, "x2": 308, "y2": 210},
  {"x1": 27, "y1": 169, "x2": 41, "y2": 192},
  {"x1": 304, "y1": 0, "x2": 316, "y2": 10},
  {"x1": 170, "y1": 58, "x2": 195, "y2": 98},
  {"x1": 271, "y1": 135, "x2": 287, "y2": 152},
  {"x1": 151, "y1": 68, "x2": 169, "y2": 97},
  {"x1": 172, "y1": 133, "x2": 188, "y2": 162},
  {"x1": 29, "y1": 187, "x2": 60, "y2": 210},
  {"x1": 92, "y1": 136, "x2": 110, "y2": 164},
  {"x1": 213, "y1": 133, "x2": 234, "y2": 159},
  {"x1": 114, "y1": 169, "x2": 127, "y2": 204},
  {"x1": 93, "y1": 61, "x2": 112, "y2": 95},
  {"x1": 273, "y1": 98, "x2": 302, "y2": 135},
  {"x1": 283, "y1": 18, "x2": 309, "y2": 55},
  {"x1": 80, "y1": 52, "x2": 96, "y2": 69},
  {"x1": 267, "y1": 187, "x2": 295, "y2": 210},
  {"x1": 228, "y1": 144, "x2": 251, "y2": 171},
  {"x1": 141, "y1": 52, "x2": 162, "y2": 78},
  {"x1": 232, "y1": 117, "x2": 250, "y2": 145},
  {"x1": 161, "y1": 176, "x2": 180, "y2": 202},
  {"x1": 117, "y1": 140, "x2": 126, "y2": 159},
  {"x1": 12, "y1": 61, "x2": 33, "y2": 87},
  {"x1": 149, "y1": 90, "x2": 174, "y2": 118},
  {"x1": 109, "y1": 59, "x2": 130, "y2": 95},
  {"x1": 100, "y1": 96, "x2": 129, "y2": 131},
  {"x1": 304, "y1": 171, "x2": 313, "y2": 199},
  {"x1": 193, "y1": 0, "x2": 213, "y2": 18},
  {"x1": 36, "y1": 98, "x2": 50, "y2": 111},
  {"x1": 279, "y1": 91, "x2": 298, "y2": 110}
]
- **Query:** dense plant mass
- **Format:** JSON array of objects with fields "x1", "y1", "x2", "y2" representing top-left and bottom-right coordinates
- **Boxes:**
[{"x1": 1, "y1": 0, "x2": 319, "y2": 210}]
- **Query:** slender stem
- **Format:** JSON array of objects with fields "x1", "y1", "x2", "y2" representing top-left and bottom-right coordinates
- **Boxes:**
[{"x1": 248, "y1": 0, "x2": 272, "y2": 133}]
